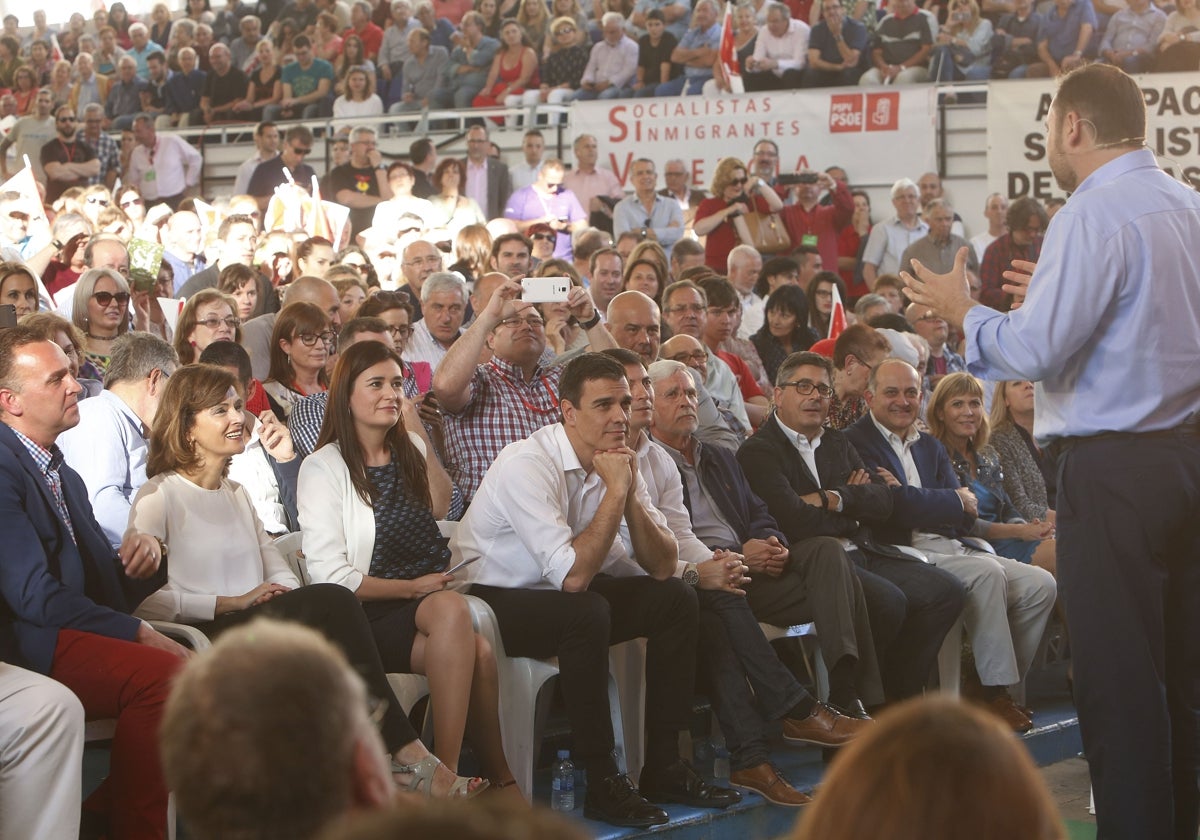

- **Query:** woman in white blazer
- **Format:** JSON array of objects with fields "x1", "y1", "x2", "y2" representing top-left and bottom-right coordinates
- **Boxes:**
[{"x1": 298, "y1": 341, "x2": 519, "y2": 798}]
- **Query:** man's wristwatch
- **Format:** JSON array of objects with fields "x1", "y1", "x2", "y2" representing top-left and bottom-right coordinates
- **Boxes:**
[
  {"x1": 682, "y1": 562, "x2": 700, "y2": 587},
  {"x1": 580, "y1": 311, "x2": 602, "y2": 330}
]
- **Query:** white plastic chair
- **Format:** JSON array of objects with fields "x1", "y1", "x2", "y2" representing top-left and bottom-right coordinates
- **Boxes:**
[
  {"x1": 756, "y1": 621, "x2": 830, "y2": 701},
  {"x1": 466, "y1": 596, "x2": 639, "y2": 800}
]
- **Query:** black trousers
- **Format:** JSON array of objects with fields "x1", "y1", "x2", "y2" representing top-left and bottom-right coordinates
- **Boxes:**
[
  {"x1": 196, "y1": 582, "x2": 418, "y2": 752},
  {"x1": 471, "y1": 576, "x2": 698, "y2": 778},
  {"x1": 851, "y1": 548, "x2": 967, "y2": 700},
  {"x1": 1056, "y1": 433, "x2": 1200, "y2": 840}
]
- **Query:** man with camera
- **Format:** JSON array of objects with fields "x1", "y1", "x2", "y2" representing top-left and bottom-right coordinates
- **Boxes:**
[{"x1": 780, "y1": 168, "x2": 854, "y2": 274}]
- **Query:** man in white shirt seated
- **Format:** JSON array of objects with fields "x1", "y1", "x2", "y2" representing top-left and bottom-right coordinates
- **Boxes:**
[
  {"x1": 744, "y1": 2, "x2": 810, "y2": 90},
  {"x1": 58, "y1": 333, "x2": 178, "y2": 549},
  {"x1": 456, "y1": 352, "x2": 740, "y2": 827}
]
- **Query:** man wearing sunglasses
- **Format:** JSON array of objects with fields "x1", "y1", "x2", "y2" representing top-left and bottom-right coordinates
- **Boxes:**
[
  {"x1": 40, "y1": 106, "x2": 101, "y2": 206},
  {"x1": 248, "y1": 125, "x2": 318, "y2": 212},
  {"x1": 503, "y1": 159, "x2": 586, "y2": 261}
]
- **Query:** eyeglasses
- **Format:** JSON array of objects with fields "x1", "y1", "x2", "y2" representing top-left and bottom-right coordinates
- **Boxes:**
[
  {"x1": 730, "y1": 177, "x2": 748, "y2": 186},
  {"x1": 669, "y1": 350, "x2": 707, "y2": 364},
  {"x1": 92, "y1": 290, "x2": 130, "y2": 307},
  {"x1": 86, "y1": 196, "x2": 109, "y2": 206},
  {"x1": 197, "y1": 315, "x2": 241, "y2": 330},
  {"x1": 291, "y1": 145, "x2": 312, "y2": 156},
  {"x1": 665, "y1": 303, "x2": 705, "y2": 315},
  {"x1": 779, "y1": 380, "x2": 833, "y2": 398},
  {"x1": 387, "y1": 324, "x2": 413, "y2": 339},
  {"x1": 497, "y1": 314, "x2": 545, "y2": 330},
  {"x1": 120, "y1": 197, "x2": 143, "y2": 209},
  {"x1": 556, "y1": 25, "x2": 576, "y2": 33},
  {"x1": 296, "y1": 330, "x2": 336, "y2": 347},
  {"x1": 531, "y1": 232, "x2": 555, "y2": 242}
]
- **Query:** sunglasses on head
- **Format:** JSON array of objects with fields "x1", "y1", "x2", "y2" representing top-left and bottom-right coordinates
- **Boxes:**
[{"x1": 92, "y1": 290, "x2": 131, "y2": 306}]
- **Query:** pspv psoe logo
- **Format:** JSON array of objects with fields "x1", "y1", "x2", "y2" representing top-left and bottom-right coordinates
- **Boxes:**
[{"x1": 828, "y1": 92, "x2": 900, "y2": 133}]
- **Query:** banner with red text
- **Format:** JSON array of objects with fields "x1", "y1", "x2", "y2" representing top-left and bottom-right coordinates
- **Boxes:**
[
  {"x1": 986, "y1": 73, "x2": 1200, "y2": 201},
  {"x1": 571, "y1": 86, "x2": 938, "y2": 190}
]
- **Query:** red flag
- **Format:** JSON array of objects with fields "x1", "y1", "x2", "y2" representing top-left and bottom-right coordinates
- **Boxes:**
[
  {"x1": 828, "y1": 282, "x2": 847, "y2": 340},
  {"x1": 719, "y1": 2, "x2": 744, "y2": 94}
]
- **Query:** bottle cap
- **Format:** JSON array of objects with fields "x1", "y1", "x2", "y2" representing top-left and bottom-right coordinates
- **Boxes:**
[{"x1": 557, "y1": 750, "x2": 570, "y2": 760}]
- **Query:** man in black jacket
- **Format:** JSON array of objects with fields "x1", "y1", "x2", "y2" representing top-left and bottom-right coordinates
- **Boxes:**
[
  {"x1": 647, "y1": 358, "x2": 881, "y2": 718},
  {"x1": 737, "y1": 351, "x2": 966, "y2": 701}
]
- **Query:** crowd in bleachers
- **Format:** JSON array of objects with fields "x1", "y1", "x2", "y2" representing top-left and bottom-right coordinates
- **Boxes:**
[
  {"x1": 0, "y1": 0, "x2": 1196, "y2": 137},
  {"x1": 0, "y1": 5, "x2": 1101, "y2": 839}
]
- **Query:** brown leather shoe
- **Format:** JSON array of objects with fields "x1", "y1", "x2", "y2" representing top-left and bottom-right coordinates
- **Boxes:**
[
  {"x1": 782, "y1": 701, "x2": 871, "y2": 748},
  {"x1": 987, "y1": 693, "x2": 1033, "y2": 733},
  {"x1": 729, "y1": 762, "x2": 812, "y2": 808}
]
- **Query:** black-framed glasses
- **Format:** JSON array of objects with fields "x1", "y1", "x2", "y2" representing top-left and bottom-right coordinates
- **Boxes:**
[
  {"x1": 296, "y1": 330, "x2": 336, "y2": 347},
  {"x1": 497, "y1": 314, "x2": 545, "y2": 330},
  {"x1": 388, "y1": 324, "x2": 413, "y2": 339},
  {"x1": 92, "y1": 290, "x2": 131, "y2": 306},
  {"x1": 197, "y1": 315, "x2": 241, "y2": 330},
  {"x1": 779, "y1": 380, "x2": 833, "y2": 398}
]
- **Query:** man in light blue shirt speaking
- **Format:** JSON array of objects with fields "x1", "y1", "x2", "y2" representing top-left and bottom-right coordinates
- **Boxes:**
[{"x1": 903, "y1": 64, "x2": 1200, "y2": 840}]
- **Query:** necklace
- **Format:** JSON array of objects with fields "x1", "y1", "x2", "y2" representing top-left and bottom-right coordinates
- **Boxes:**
[{"x1": 85, "y1": 332, "x2": 117, "y2": 341}]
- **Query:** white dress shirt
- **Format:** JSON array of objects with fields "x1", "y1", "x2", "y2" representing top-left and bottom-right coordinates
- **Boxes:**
[
  {"x1": 125, "y1": 133, "x2": 203, "y2": 201},
  {"x1": 456, "y1": 424, "x2": 670, "y2": 590},
  {"x1": 405, "y1": 318, "x2": 460, "y2": 369},
  {"x1": 57, "y1": 390, "x2": 148, "y2": 549},
  {"x1": 751, "y1": 18, "x2": 811, "y2": 74},
  {"x1": 870, "y1": 413, "x2": 923, "y2": 487}
]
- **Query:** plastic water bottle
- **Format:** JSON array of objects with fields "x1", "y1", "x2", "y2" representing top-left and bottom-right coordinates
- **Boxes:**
[
  {"x1": 551, "y1": 750, "x2": 575, "y2": 811},
  {"x1": 711, "y1": 734, "x2": 730, "y2": 783}
]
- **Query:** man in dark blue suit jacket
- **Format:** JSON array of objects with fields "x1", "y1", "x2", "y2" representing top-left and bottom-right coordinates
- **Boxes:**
[
  {"x1": 0, "y1": 327, "x2": 187, "y2": 839},
  {"x1": 844, "y1": 359, "x2": 1056, "y2": 733},
  {"x1": 737, "y1": 351, "x2": 965, "y2": 701}
]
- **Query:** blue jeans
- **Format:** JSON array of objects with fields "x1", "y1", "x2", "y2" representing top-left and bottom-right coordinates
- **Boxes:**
[
  {"x1": 697, "y1": 589, "x2": 809, "y2": 771},
  {"x1": 574, "y1": 85, "x2": 630, "y2": 100},
  {"x1": 654, "y1": 74, "x2": 708, "y2": 96}
]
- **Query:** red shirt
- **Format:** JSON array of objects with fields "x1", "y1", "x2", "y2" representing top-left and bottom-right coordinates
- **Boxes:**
[
  {"x1": 346, "y1": 23, "x2": 385, "y2": 60},
  {"x1": 717, "y1": 350, "x2": 765, "y2": 402},
  {"x1": 780, "y1": 179, "x2": 854, "y2": 272}
]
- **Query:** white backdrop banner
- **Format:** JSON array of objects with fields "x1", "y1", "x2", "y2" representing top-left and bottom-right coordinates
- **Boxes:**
[
  {"x1": 570, "y1": 86, "x2": 939, "y2": 189},
  {"x1": 986, "y1": 73, "x2": 1200, "y2": 200}
]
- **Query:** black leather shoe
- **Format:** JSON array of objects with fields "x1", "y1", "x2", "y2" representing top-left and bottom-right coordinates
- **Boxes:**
[
  {"x1": 830, "y1": 698, "x2": 872, "y2": 720},
  {"x1": 639, "y1": 759, "x2": 742, "y2": 810},
  {"x1": 583, "y1": 773, "x2": 670, "y2": 828}
]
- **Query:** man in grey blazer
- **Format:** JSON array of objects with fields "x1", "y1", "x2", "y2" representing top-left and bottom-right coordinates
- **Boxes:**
[{"x1": 462, "y1": 123, "x2": 511, "y2": 221}]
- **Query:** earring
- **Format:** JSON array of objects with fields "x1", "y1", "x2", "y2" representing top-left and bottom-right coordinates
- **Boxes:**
[{"x1": 286, "y1": 353, "x2": 291, "y2": 366}]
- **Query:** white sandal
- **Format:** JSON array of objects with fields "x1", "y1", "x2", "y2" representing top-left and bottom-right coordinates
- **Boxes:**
[{"x1": 391, "y1": 754, "x2": 489, "y2": 799}]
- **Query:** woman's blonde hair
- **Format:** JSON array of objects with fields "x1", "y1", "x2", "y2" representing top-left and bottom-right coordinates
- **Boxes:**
[
  {"x1": 710, "y1": 157, "x2": 748, "y2": 197},
  {"x1": 792, "y1": 696, "x2": 1065, "y2": 840},
  {"x1": 71, "y1": 267, "x2": 131, "y2": 336},
  {"x1": 927, "y1": 371, "x2": 991, "y2": 451}
]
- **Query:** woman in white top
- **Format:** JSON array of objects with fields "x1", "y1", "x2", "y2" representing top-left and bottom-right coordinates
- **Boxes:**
[
  {"x1": 298, "y1": 341, "x2": 520, "y2": 798},
  {"x1": 128, "y1": 363, "x2": 486, "y2": 798},
  {"x1": 333, "y1": 66, "x2": 384, "y2": 120}
]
